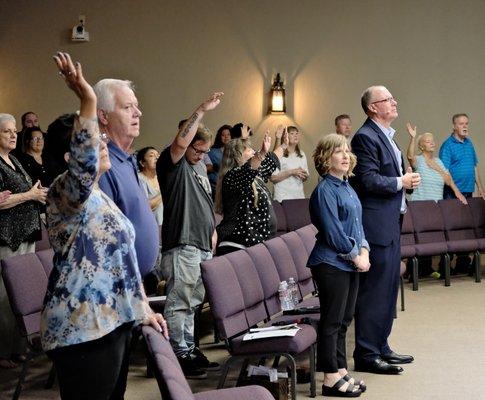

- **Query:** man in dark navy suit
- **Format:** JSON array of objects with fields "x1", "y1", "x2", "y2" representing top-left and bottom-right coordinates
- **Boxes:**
[{"x1": 350, "y1": 86, "x2": 421, "y2": 374}]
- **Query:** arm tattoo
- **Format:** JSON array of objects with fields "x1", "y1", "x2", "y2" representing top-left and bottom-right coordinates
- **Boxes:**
[{"x1": 180, "y1": 112, "x2": 199, "y2": 138}]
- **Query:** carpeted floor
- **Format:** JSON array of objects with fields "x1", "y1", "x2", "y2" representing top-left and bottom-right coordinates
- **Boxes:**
[{"x1": 1, "y1": 269, "x2": 485, "y2": 400}]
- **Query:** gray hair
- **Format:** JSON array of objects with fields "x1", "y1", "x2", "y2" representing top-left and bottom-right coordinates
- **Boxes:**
[
  {"x1": 93, "y1": 79, "x2": 135, "y2": 112},
  {"x1": 0, "y1": 113, "x2": 16, "y2": 129},
  {"x1": 360, "y1": 85, "x2": 386, "y2": 114}
]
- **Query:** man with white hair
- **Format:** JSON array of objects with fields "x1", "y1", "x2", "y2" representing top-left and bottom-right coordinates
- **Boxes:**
[
  {"x1": 350, "y1": 85, "x2": 420, "y2": 375},
  {"x1": 95, "y1": 79, "x2": 159, "y2": 280}
]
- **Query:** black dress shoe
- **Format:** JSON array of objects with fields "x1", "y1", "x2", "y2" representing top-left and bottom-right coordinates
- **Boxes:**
[
  {"x1": 354, "y1": 358, "x2": 403, "y2": 375},
  {"x1": 381, "y1": 351, "x2": 414, "y2": 364}
]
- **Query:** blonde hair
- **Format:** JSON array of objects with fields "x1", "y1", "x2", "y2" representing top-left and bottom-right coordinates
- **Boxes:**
[
  {"x1": 313, "y1": 133, "x2": 356, "y2": 177},
  {"x1": 214, "y1": 138, "x2": 255, "y2": 214},
  {"x1": 417, "y1": 132, "x2": 434, "y2": 153}
]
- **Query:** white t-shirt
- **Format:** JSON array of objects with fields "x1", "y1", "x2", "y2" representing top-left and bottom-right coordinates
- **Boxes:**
[{"x1": 272, "y1": 151, "x2": 309, "y2": 202}]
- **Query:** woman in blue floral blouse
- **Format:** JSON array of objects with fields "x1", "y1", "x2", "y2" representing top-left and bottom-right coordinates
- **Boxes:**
[{"x1": 40, "y1": 52, "x2": 168, "y2": 400}]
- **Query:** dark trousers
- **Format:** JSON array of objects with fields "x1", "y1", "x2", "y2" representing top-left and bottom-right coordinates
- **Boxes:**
[
  {"x1": 353, "y1": 241, "x2": 401, "y2": 362},
  {"x1": 47, "y1": 322, "x2": 133, "y2": 400},
  {"x1": 311, "y1": 264, "x2": 359, "y2": 372}
]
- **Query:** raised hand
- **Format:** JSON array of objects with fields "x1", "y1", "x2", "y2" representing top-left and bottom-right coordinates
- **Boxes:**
[
  {"x1": 261, "y1": 130, "x2": 271, "y2": 155},
  {"x1": 54, "y1": 52, "x2": 94, "y2": 102},
  {"x1": 406, "y1": 122, "x2": 417, "y2": 139},
  {"x1": 275, "y1": 125, "x2": 285, "y2": 140},
  {"x1": 240, "y1": 124, "x2": 251, "y2": 139},
  {"x1": 200, "y1": 92, "x2": 224, "y2": 112}
]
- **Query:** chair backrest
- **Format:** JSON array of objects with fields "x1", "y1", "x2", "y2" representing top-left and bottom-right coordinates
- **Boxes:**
[
  {"x1": 264, "y1": 237, "x2": 302, "y2": 303},
  {"x1": 408, "y1": 200, "x2": 447, "y2": 244},
  {"x1": 467, "y1": 197, "x2": 485, "y2": 238},
  {"x1": 400, "y1": 208, "x2": 416, "y2": 246},
  {"x1": 438, "y1": 199, "x2": 476, "y2": 241},
  {"x1": 272, "y1": 200, "x2": 288, "y2": 234},
  {"x1": 201, "y1": 256, "x2": 249, "y2": 340},
  {"x1": 246, "y1": 244, "x2": 282, "y2": 317},
  {"x1": 224, "y1": 250, "x2": 268, "y2": 326},
  {"x1": 142, "y1": 326, "x2": 196, "y2": 400},
  {"x1": 36, "y1": 248, "x2": 55, "y2": 277},
  {"x1": 1, "y1": 252, "x2": 49, "y2": 337},
  {"x1": 280, "y1": 231, "x2": 315, "y2": 297},
  {"x1": 35, "y1": 222, "x2": 51, "y2": 251},
  {"x1": 281, "y1": 198, "x2": 311, "y2": 231},
  {"x1": 295, "y1": 224, "x2": 317, "y2": 255}
]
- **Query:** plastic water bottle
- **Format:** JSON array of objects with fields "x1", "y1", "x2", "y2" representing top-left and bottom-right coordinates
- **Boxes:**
[
  {"x1": 278, "y1": 281, "x2": 293, "y2": 311},
  {"x1": 288, "y1": 277, "x2": 298, "y2": 307}
]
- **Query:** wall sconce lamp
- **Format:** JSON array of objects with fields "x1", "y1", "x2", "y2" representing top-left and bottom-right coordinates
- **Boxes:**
[{"x1": 269, "y1": 73, "x2": 286, "y2": 114}]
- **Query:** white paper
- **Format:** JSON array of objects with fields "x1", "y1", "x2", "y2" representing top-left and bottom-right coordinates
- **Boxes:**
[
  {"x1": 243, "y1": 326, "x2": 300, "y2": 341},
  {"x1": 148, "y1": 296, "x2": 167, "y2": 302}
]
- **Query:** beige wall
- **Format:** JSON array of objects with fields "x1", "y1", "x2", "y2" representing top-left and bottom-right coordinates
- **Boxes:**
[{"x1": 1, "y1": 0, "x2": 484, "y2": 194}]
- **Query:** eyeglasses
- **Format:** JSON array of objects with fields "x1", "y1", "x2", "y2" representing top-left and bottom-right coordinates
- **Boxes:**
[
  {"x1": 101, "y1": 133, "x2": 110, "y2": 143},
  {"x1": 190, "y1": 143, "x2": 210, "y2": 155},
  {"x1": 1, "y1": 129, "x2": 17, "y2": 136},
  {"x1": 31, "y1": 137, "x2": 44, "y2": 142},
  {"x1": 371, "y1": 97, "x2": 396, "y2": 104}
]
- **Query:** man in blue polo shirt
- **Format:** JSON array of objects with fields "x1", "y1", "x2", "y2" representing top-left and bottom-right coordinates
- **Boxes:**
[
  {"x1": 440, "y1": 113, "x2": 484, "y2": 199},
  {"x1": 94, "y1": 79, "x2": 159, "y2": 280}
]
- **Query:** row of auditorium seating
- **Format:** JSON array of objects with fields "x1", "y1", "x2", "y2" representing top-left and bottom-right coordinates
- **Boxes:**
[
  {"x1": 272, "y1": 199, "x2": 312, "y2": 234},
  {"x1": 401, "y1": 198, "x2": 484, "y2": 290},
  {"x1": 201, "y1": 224, "x2": 325, "y2": 399},
  {"x1": 1, "y1": 248, "x2": 55, "y2": 400}
]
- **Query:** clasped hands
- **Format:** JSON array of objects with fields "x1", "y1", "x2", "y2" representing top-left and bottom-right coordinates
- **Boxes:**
[
  {"x1": 402, "y1": 166, "x2": 421, "y2": 190},
  {"x1": 353, "y1": 251, "x2": 370, "y2": 272}
]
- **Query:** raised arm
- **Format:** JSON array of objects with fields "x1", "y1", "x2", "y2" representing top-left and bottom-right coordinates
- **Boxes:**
[
  {"x1": 406, "y1": 122, "x2": 417, "y2": 169},
  {"x1": 48, "y1": 52, "x2": 100, "y2": 214},
  {"x1": 169, "y1": 92, "x2": 223, "y2": 164}
]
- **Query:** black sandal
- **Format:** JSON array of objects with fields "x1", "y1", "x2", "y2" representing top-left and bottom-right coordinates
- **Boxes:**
[
  {"x1": 322, "y1": 378, "x2": 362, "y2": 398},
  {"x1": 343, "y1": 374, "x2": 367, "y2": 392}
]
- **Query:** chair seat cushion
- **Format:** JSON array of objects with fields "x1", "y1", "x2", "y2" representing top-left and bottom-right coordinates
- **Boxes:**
[
  {"x1": 299, "y1": 296, "x2": 320, "y2": 308},
  {"x1": 446, "y1": 239, "x2": 479, "y2": 253},
  {"x1": 414, "y1": 242, "x2": 448, "y2": 257},
  {"x1": 400, "y1": 245, "x2": 416, "y2": 258},
  {"x1": 230, "y1": 324, "x2": 316, "y2": 355},
  {"x1": 479, "y1": 238, "x2": 485, "y2": 252},
  {"x1": 194, "y1": 385, "x2": 274, "y2": 400}
]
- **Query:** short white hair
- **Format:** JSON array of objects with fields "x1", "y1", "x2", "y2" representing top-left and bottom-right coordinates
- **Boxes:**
[
  {"x1": 93, "y1": 79, "x2": 135, "y2": 112},
  {"x1": 360, "y1": 85, "x2": 387, "y2": 114},
  {"x1": 0, "y1": 113, "x2": 16, "y2": 129}
]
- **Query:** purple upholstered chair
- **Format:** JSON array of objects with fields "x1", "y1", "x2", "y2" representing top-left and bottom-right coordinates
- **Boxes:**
[
  {"x1": 409, "y1": 200, "x2": 451, "y2": 286},
  {"x1": 280, "y1": 231, "x2": 316, "y2": 299},
  {"x1": 1, "y1": 252, "x2": 55, "y2": 400},
  {"x1": 281, "y1": 199, "x2": 311, "y2": 231},
  {"x1": 35, "y1": 222, "x2": 51, "y2": 252},
  {"x1": 201, "y1": 254, "x2": 317, "y2": 399},
  {"x1": 401, "y1": 208, "x2": 419, "y2": 290},
  {"x1": 142, "y1": 326, "x2": 274, "y2": 400},
  {"x1": 438, "y1": 199, "x2": 481, "y2": 282},
  {"x1": 467, "y1": 197, "x2": 485, "y2": 251},
  {"x1": 272, "y1": 200, "x2": 288, "y2": 236},
  {"x1": 294, "y1": 224, "x2": 317, "y2": 256}
]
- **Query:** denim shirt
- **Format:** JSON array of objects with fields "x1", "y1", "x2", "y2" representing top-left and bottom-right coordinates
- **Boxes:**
[
  {"x1": 41, "y1": 117, "x2": 147, "y2": 351},
  {"x1": 307, "y1": 174, "x2": 369, "y2": 272}
]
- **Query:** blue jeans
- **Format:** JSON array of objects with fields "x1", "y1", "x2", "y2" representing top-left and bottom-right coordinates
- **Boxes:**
[{"x1": 160, "y1": 245, "x2": 212, "y2": 357}]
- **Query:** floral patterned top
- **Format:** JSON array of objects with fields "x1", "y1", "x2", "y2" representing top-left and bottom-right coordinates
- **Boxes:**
[{"x1": 41, "y1": 116, "x2": 147, "y2": 351}]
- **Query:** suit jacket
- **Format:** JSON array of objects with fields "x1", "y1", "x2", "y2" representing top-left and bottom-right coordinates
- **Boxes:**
[{"x1": 350, "y1": 118, "x2": 405, "y2": 246}]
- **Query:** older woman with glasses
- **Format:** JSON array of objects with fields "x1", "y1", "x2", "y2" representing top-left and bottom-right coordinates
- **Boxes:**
[
  {"x1": 215, "y1": 126, "x2": 288, "y2": 255},
  {"x1": 18, "y1": 126, "x2": 48, "y2": 187},
  {"x1": 40, "y1": 52, "x2": 168, "y2": 399},
  {"x1": 0, "y1": 113, "x2": 47, "y2": 369}
]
